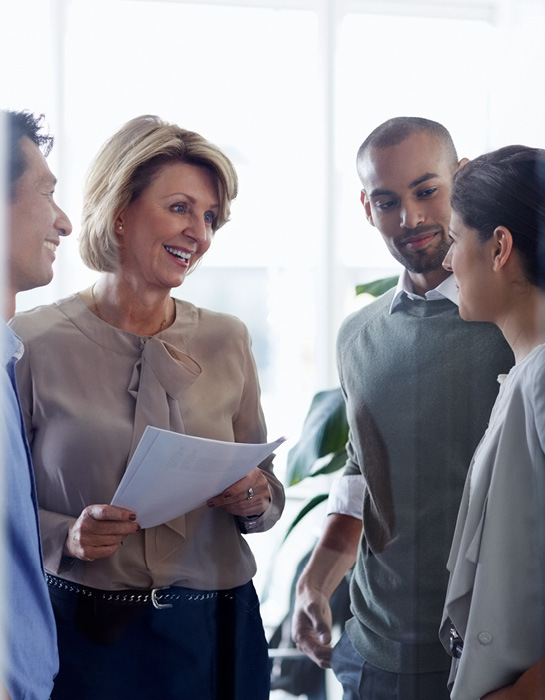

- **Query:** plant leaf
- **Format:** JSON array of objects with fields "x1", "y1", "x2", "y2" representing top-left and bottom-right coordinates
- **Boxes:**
[
  {"x1": 282, "y1": 493, "x2": 329, "y2": 542},
  {"x1": 310, "y1": 448, "x2": 348, "y2": 477},
  {"x1": 286, "y1": 388, "x2": 349, "y2": 486},
  {"x1": 355, "y1": 276, "x2": 399, "y2": 298}
]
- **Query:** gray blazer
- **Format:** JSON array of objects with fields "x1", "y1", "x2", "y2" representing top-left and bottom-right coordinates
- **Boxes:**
[{"x1": 440, "y1": 345, "x2": 545, "y2": 699}]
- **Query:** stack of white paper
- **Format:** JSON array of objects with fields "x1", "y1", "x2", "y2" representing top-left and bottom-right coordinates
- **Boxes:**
[{"x1": 111, "y1": 426, "x2": 285, "y2": 528}]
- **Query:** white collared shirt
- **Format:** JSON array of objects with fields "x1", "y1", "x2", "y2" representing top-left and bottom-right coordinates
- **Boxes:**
[
  {"x1": 327, "y1": 272, "x2": 459, "y2": 517},
  {"x1": 389, "y1": 269, "x2": 459, "y2": 313}
]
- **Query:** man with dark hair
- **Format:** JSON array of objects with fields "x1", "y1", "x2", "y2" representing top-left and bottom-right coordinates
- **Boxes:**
[
  {"x1": 292, "y1": 117, "x2": 514, "y2": 699},
  {"x1": 1, "y1": 109, "x2": 71, "y2": 699},
  {"x1": 6, "y1": 111, "x2": 54, "y2": 195}
]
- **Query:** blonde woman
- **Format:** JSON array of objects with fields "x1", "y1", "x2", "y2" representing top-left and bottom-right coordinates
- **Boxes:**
[{"x1": 11, "y1": 115, "x2": 284, "y2": 700}]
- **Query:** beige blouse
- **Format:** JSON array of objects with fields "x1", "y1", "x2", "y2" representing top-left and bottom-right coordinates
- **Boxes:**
[{"x1": 11, "y1": 294, "x2": 284, "y2": 591}]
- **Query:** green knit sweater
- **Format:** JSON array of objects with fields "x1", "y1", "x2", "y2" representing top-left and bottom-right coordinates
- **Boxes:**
[{"x1": 337, "y1": 288, "x2": 514, "y2": 674}]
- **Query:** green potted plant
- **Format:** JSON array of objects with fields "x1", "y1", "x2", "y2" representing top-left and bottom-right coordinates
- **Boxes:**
[
  {"x1": 267, "y1": 276, "x2": 399, "y2": 696},
  {"x1": 283, "y1": 275, "x2": 399, "y2": 539}
]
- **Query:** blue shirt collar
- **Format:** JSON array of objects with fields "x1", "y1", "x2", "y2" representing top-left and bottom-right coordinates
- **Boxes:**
[{"x1": 1, "y1": 319, "x2": 24, "y2": 365}]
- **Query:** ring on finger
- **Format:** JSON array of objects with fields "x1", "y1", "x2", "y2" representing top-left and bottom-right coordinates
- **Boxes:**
[{"x1": 247, "y1": 487, "x2": 254, "y2": 500}]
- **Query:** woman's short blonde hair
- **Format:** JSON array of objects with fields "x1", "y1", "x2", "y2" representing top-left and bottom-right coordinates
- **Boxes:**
[{"x1": 79, "y1": 115, "x2": 238, "y2": 272}]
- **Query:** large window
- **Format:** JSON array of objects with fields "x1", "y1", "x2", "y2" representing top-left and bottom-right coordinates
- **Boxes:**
[
  {"x1": 4, "y1": 1, "x2": 545, "y2": 673},
  {"x1": 5, "y1": 0, "x2": 545, "y2": 447}
]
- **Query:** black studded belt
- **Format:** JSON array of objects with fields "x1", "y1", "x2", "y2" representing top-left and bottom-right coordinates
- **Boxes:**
[{"x1": 46, "y1": 573, "x2": 229, "y2": 611}]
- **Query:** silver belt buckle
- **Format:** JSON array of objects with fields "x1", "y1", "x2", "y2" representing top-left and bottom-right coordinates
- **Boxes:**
[{"x1": 151, "y1": 586, "x2": 173, "y2": 610}]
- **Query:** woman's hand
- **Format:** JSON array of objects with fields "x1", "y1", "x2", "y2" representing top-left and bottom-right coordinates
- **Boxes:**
[
  {"x1": 481, "y1": 657, "x2": 545, "y2": 699},
  {"x1": 207, "y1": 467, "x2": 271, "y2": 518},
  {"x1": 63, "y1": 505, "x2": 141, "y2": 561}
]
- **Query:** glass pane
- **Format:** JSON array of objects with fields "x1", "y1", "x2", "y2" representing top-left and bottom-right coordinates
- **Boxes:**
[
  {"x1": 53, "y1": 0, "x2": 323, "y2": 448},
  {"x1": 335, "y1": 13, "x2": 495, "y2": 282}
]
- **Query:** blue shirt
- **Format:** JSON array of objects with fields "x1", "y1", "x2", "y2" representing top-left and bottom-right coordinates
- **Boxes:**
[{"x1": 1, "y1": 320, "x2": 58, "y2": 699}]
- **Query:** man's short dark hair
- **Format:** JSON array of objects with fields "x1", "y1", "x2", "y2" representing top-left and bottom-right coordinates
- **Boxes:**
[
  {"x1": 356, "y1": 116, "x2": 458, "y2": 180},
  {"x1": 2, "y1": 110, "x2": 54, "y2": 197}
]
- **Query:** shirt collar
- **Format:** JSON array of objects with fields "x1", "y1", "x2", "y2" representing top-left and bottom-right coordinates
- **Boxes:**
[
  {"x1": 389, "y1": 269, "x2": 459, "y2": 314},
  {"x1": 1, "y1": 319, "x2": 24, "y2": 365}
]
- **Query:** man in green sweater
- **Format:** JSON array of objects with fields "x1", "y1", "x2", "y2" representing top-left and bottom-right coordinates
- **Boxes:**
[{"x1": 292, "y1": 117, "x2": 514, "y2": 699}]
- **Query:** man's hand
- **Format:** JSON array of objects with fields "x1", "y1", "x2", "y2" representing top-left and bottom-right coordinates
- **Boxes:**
[
  {"x1": 63, "y1": 504, "x2": 140, "y2": 561},
  {"x1": 292, "y1": 584, "x2": 334, "y2": 668},
  {"x1": 290, "y1": 513, "x2": 362, "y2": 668}
]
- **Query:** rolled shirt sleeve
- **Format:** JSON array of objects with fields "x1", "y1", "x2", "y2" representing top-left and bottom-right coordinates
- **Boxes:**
[{"x1": 327, "y1": 474, "x2": 365, "y2": 519}]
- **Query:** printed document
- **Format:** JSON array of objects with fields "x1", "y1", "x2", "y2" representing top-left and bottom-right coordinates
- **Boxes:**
[{"x1": 111, "y1": 426, "x2": 285, "y2": 528}]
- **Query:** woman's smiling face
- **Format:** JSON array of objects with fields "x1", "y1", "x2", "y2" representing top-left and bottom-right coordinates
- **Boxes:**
[{"x1": 117, "y1": 161, "x2": 220, "y2": 291}]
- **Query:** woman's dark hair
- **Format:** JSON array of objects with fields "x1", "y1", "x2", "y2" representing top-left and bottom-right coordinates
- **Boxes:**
[{"x1": 451, "y1": 145, "x2": 545, "y2": 286}]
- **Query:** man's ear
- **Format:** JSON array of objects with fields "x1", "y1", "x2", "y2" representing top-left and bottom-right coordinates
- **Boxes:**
[
  {"x1": 455, "y1": 157, "x2": 470, "y2": 173},
  {"x1": 491, "y1": 225, "x2": 514, "y2": 272},
  {"x1": 360, "y1": 190, "x2": 375, "y2": 227}
]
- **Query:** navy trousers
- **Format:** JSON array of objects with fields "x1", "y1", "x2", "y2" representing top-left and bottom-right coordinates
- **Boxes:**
[{"x1": 49, "y1": 579, "x2": 270, "y2": 700}]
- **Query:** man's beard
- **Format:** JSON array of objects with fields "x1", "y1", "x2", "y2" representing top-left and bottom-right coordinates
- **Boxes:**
[{"x1": 389, "y1": 229, "x2": 451, "y2": 274}]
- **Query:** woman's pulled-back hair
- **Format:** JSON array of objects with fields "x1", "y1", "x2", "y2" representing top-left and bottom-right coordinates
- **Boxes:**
[
  {"x1": 80, "y1": 115, "x2": 238, "y2": 272},
  {"x1": 451, "y1": 145, "x2": 545, "y2": 286}
]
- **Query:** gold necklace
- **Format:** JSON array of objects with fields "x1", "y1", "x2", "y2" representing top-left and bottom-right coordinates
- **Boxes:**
[{"x1": 91, "y1": 283, "x2": 169, "y2": 334}]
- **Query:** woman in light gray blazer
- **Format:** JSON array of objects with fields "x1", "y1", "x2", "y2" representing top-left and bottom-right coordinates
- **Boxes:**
[{"x1": 440, "y1": 145, "x2": 545, "y2": 699}]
